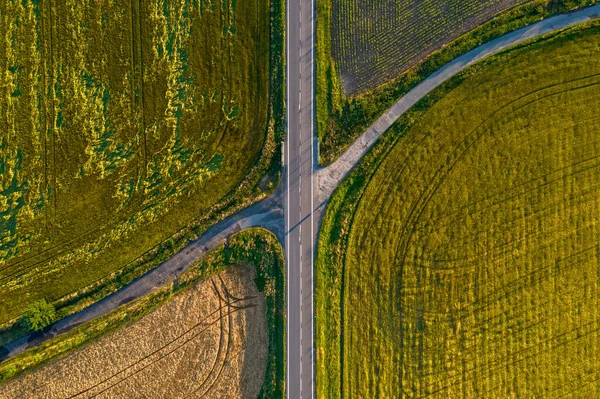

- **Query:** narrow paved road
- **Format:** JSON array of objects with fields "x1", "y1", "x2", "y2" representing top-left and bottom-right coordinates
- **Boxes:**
[
  {"x1": 0, "y1": 192, "x2": 283, "y2": 361},
  {"x1": 285, "y1": 0, "x2": 315, "y2": 396}
]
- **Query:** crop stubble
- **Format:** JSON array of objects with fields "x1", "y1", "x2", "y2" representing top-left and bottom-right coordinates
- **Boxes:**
[{"x1": 0, "y1": 266, "x2": 268, "y2": 398}]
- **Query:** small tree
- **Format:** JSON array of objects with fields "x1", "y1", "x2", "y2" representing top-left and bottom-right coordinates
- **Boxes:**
[{"x1": 22, "y1": 299, "x2": 57, "y2": 331}]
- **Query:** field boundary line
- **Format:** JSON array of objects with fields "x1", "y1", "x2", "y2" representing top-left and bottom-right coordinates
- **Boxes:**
[{"x1": 63, "y1": 283, "x2": 254, "y2": 399}]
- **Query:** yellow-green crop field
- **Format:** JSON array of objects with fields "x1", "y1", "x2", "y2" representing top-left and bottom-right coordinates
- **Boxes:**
[
  {"x1": 317, "y1": 22, "x2": 600, "y2": 398},
  {"x1": 0, "y1": 0, "x2": 271, "y2": 324}
]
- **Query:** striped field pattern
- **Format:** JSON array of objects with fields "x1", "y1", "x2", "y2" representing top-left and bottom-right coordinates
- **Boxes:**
[{"x1": 317, "y1": 22, "x2": 600, "y2": 398}]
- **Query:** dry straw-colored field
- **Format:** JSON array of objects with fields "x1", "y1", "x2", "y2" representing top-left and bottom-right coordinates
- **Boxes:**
[
  {"x1": 0, "y1": 267, "x2": 267, "y2": 398},
  {"x1": 317, "y1": 22, "x2": 600, "y2": 398}
]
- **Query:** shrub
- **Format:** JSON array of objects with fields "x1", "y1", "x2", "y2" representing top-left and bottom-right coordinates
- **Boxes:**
[{"x1": 22, "y1": 300, "x2": 57, "y2": 332}]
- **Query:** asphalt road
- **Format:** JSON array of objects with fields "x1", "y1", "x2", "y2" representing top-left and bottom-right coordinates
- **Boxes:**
[{"x1": 285, "y1": 0, "x2": 315, "y2": 396}]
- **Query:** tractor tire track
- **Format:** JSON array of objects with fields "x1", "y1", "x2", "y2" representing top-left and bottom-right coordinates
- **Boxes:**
[{"x1": 63, "y1": 281, "x2": 254, "y2": 399}]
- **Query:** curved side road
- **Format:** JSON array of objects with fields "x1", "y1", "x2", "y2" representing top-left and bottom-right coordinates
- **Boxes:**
[
  {"x1": 316, "y1": 4, "x2": 600, "y2": 204},
  {"x1": 0, "y1": 191, "x2": 283, "y2": 361}
]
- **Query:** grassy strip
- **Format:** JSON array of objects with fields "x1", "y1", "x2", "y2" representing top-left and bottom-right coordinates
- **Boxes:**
[
  {"x1": 315, "y1": 0, "x2": 342, "y2": 160},
  {"x1": 227, "y1": 230, "x2": 286, "y2": 399},
  {"x1": 316, "y1": 0, "x2": 600, "y2": 165},
  {"x1": 0, "y1": 0, "x2": 286, "y2": 347},
  {"x1": 315, "y1": 20, "x2": 600, "y2": 398},
  {"x1": 0, "y1": 228, "x2": 286, "y2": 398}
]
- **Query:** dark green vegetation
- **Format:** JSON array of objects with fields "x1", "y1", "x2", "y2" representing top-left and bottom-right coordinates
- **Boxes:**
[
  {"x1": 317, "y1": 22, "x2": 600, "y2": 398},
  {"x1": 317, "y1": 0, "x2": 600, "y2": 165},
  {"x1": 0, "y1": 0, "x2": 284, "y2": 337},
  {"x1": 0, "y1": 228, "x2": 286, "y2": 398},
  {"x1": 22, "y1": 300, "x2": 56, "y2": 332}
]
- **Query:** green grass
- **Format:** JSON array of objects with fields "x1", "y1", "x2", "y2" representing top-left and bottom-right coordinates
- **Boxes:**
[
  {"x1": 0, "y1": 228, "x2": 286, "y2": 398},
  {"x1": 0, "y1": 0, "x2": 284, "y2": 335},
  {"x1": 317, "y1": 21, "x2": 600, "y2": 398},
  {"x1": 317, "y1": 0, "x2": 600, "y2": 165}
]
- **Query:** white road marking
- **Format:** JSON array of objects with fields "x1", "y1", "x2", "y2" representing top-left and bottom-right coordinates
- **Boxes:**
[
  {"x1": 310, "y1": 0, "x2": 315, "y2": 392},
  {"x1": 285, "y1": 0, "x2": 290, "y2": 393}
]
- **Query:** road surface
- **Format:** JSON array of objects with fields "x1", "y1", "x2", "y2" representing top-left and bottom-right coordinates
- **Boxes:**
[
  {"x1": 0, "y1": 192, "x2": 283, "y2": 361},
  {"x1": 285, "y1": 0, "x2": 315, "y2": 396}
]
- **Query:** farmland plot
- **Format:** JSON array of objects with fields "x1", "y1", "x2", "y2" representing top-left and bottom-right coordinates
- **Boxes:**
[
  {"x1": 317, "y1": 23, "x2": 600, "y2": 398},
  {"x1": 332, "y1": 0, "x2": 528, "y2": 94},
  {"x1": 0, "y1": 0, "x2": 272, "y2": 323},
  {"x1": 0, "y1": 267, "x2": 267, "y2": 398}
]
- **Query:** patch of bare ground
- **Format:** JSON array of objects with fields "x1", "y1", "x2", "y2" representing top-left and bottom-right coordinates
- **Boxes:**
[{"x1": 0, "y1": 267, "x2": 267, "y2": 399}]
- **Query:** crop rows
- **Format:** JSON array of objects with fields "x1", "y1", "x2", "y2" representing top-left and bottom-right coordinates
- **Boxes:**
[
  {"x1": 331, "y1": 0, "x2": 528, "y2": 94},
  {"x1": 63, "y1": 276, "x2": 256, "y2": 399},
  {"x1": 0, "y1": 268, "x2": 267, "y2": 398}
]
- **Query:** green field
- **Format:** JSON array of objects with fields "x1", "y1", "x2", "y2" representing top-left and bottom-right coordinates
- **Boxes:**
[
  {"x1": 317, "y1": 0, "x2": 600, "y2": 165},
  {"x1": 332, "y1": 0, "x2": 527, "y2": 94},
  {"x1": 0, "y1": 0, "x2": 279, "y2": 327},
  {"x1": 317, "y1": 22, "x2": 600, "y2": 398}
]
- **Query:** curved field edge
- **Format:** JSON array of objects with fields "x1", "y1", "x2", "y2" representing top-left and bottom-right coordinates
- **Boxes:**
[
  {"x1": 0, "y1": 0, "x2": 285, "y2": 346},
  {"x1": 0, "y1": 228, "x2": 286, "y2": 399},
  {"x1": 315, "y1": 20, "x2": 600, "y2": 399},
  {"x1": 316, "y1": 0, "x2": 600, "y2": 166}
]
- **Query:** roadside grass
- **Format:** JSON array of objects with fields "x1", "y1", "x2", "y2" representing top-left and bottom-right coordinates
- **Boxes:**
[
  {"x1": 0, "y1": 228, "x2": 286, "y2": 399},
  {"x1": 0, "y1": 0, "x2": 285, "y2": 344},
  {"x1": 316, "y1": 21, "x2": 600, "y2": 398},
  {"x1": 317, "y1": 0, "x2": 600, "y2": 165}
]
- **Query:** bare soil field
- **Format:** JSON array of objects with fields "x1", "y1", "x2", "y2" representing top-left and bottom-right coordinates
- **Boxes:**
[{"x1": 0, "y1": 267, "x2": 267, "y2": 399}]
